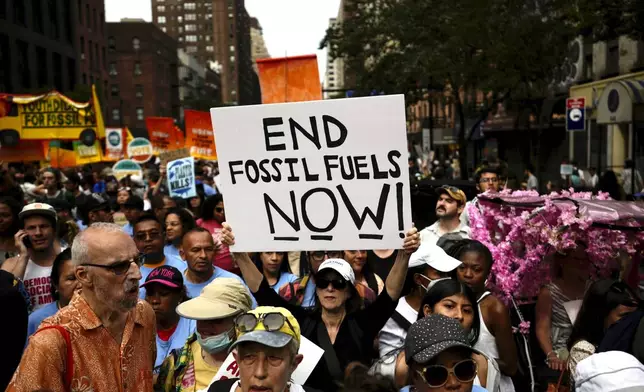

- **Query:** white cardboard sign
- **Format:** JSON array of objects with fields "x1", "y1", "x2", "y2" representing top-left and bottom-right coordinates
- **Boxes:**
[
  {"x1": 167, "y1": 156, "x2": 197, "y2": 199},
  {"x1": 199, "y1": 336, "x2": 324, "y2": 392},
  {"x1": 210, "y1": 95, "x2": 412, "y2": 252}
]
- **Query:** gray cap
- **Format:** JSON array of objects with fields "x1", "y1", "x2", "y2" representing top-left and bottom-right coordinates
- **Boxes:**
[
  {"x1": 405, "y1": 314, "x2": 477, "y2": 365},
  {"x1": 229, "y1": 330, "x2": 293, "y2": 352}
]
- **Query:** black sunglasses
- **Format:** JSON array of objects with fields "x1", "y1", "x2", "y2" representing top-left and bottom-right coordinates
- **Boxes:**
[
  {"x1": 309, "y1": 251, "x2": 343, "y2": 261},
  {"x1": 316, "y1": 277, "x2": 348, "y2": 290},
  {"x1": 235, "y1": 312, "x2": 296, "y2": 335},
  {"x1": 81, "y1": 254, "x2": 145, "y2": 276},
  {"x1": 416, "y1": 359, "x2": 477, "y2": 388}
]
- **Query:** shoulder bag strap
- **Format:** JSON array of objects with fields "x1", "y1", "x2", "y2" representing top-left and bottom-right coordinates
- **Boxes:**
[
  {"x1": 37, "y1": 325, "x2": 73, "y2": 388},
  {"x1": 316, "y1": 322, "x2": 343, "y2": 382},
  {"x1": 390, "y1": 310, "x2": 412, "y2": 331}
]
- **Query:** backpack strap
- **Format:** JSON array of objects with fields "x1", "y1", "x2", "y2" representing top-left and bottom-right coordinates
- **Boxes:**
[
  {"x1": 390, "y1": 310, "x2": 412, "y2": 332},
  {"x1": 36, "y1": 325, "x2": 73, "y2": 388}
]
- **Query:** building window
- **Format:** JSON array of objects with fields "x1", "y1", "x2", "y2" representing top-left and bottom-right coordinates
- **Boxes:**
[
  {"x1": 231, "y1": 90, "x2": 236, "y2": 96},
  {"x1": 134, "y1": 62, "x2": 142, "y2": 76},
  {"x1": 229, "y1": 45, "x2": 234, "y2": 52},
  {"x1": 206, "y1": 45, "x2": 213, "y2": 52},
  {"x1": 136, "y1": 108, "x2": 144, "y2": 120},
  {"x1": 77, "y1": 0, "x2": 82, "y2": 23},
  {"x1": 132, "y1": 37, "x2": 140, "y2": 50},
  {"x1": 177, "y1": 16, "x2": 183, "y2": 22},
  {"x1": 157, "y1": 5, "x2": 165, "y2": 12},
  {"x1": 135, "y1": 85, "x2": 143, "y2": 98},
  {"x1": 112, "y1": 109, "x2": 120, "y2": 121},
  {"x1": 184, "y1": 2, "x2": 195, "y2": 10},
  {"x1": 108, "y1": 36, "x2": 115, "y2": 51},
  {"x1": 185, "y1": 24, "x2": 196, "y2": 32},
  {"x1": 205, "y1": 35, "x2": 211, "y2": 42},
  {"x1": 186, "y1": 46, "x2": 197, "y2": 53},
  {"x1": 178, "y1": 37, "x2": 184, "y2": 42},
  {"x1": 186, "y1": 35, "x2": 197, "y2": 42},
  {"x1": 178, "y1": 26, "x2": 183, "y2": 33},
  {"x1": 109, "y1": 62, "x2": 117, "y2": 76},
  {"x1": 230, "y1": 56, "x2": 235, "y2": 62},
  {"x1": 157, "y1": 16, "x2": 166, "y2": 24},
  {"x1": 185, "y1": 14, "x2": 196, "y2": 20},
  {"x1": 111, "y1": 84, "x2": 119, "y2": 97}
]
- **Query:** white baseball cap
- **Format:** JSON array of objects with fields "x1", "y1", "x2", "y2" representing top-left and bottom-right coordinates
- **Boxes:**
[
  {"x1": 19, "y1": 202, "x2": 58, "y2": 223},
  {"x1": 317, "y1": 258, "x2": 356, "y2": 284},
  {"x1": 575, "y1": 351, "x2": 644, "y2": 392},
  {"x1": 409, "y1": 243, "x2": 462, "y2": 272}
]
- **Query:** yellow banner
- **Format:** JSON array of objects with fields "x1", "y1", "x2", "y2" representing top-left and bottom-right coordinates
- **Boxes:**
[{"x1": 73, "y1": 141, "x2": 103, "y2": 165}]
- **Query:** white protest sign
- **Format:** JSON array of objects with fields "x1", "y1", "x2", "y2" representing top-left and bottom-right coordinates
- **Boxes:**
[
  {"x1": 210, "y1": 95, "x2": 412, "y2": 252},
  {"x1": 201, "y1": 336, "x2": 324, "y2": 392},
  {"x1": 167, "y1": 156, "x2": 197, "y2": 199}
]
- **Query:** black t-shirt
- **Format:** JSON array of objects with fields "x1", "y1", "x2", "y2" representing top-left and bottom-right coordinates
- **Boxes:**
[
  {"x1": 366, "y1": 250, "x2": 398, "y2": 280},
  {"x1": 253, "y1": 279, "x2": 397, "y2": 392}
]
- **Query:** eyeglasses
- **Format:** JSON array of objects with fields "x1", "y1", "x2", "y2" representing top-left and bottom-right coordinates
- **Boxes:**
[
  {"x1": 316, "y1": 277, "x2": 348, "y2": 290},
  {"x1": 479, "y1": 177, "x2": 499, "y2": 184},
  {"x1": 81, "y1": 254, "x2": 145, "y2": 276},
  {"x1": 309, "y1": 251, "x2": 343, "y2": 261},
  {"x1": 416, "y1": 359, "x2": 477, "y2": 388},
  {"x1": 135, "y1": 231, "x2": 162, "y2": 241},
  {"x1": 235, "y1": 312, "x2": 296, "y2": 335}
]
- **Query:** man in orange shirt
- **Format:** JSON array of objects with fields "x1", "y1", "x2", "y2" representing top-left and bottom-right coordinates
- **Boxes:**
[{"x1": 7, "y1": 222, "x2": 157, "y2": 392}]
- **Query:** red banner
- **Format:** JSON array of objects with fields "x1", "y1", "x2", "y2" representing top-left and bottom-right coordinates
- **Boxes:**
[
  {"x1": 146, "y1": 117, "x2": 177, "y2": 155},
  {"x1": 256, "y1": 55, "x2": 322, "y2": 104},
  {"x1": 184, "y1": 109, "x2": 217, "y2": 160}
]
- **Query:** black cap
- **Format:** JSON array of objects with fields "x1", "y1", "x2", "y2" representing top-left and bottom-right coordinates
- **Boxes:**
[
  {"x1": 78, "y1": 193, "x2": 110, "y2": 217},
  {"x1": 122, "y1": 195, "x2": 144, "y2": 210},
  {"x1": 405, "y1": 314, "x2": 480, "y2": 365},
  {"x1": 48, "y1": 198, "x2": 73, "y2": 212}
]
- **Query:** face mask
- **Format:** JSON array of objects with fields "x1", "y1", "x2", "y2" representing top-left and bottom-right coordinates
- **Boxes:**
[
  {"x1": 419, "y1": 275, "x2": 450, "y2": 292},
  {"x1": 196, "y1": 328, "x2": 234, "y2": 354}
]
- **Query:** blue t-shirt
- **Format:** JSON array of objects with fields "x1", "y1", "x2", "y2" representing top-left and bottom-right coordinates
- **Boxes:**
[
  {"x1": 122, "y1": 222, "x2": 133, "y2": 237},
  {"x1": 139, "y1": 255, "x2": 186, "y2": 299},
  {"x1": 301, "y1": 277, "x2": 317, "y2": 308},
  {"x1": 27, "y1": 301, "x2": 58, "y2": 337},
  {"x1": 269, "y1": 272, "x2": 299, "y2": 293},
  {"x1": 164, "y1": 244, "x2": 181, "y2": 262},
  {"x1": 155, "y1": 317, "x2": 196, "y2": 371},
  {"x1": 183, "y1": 267, "x2": 258, "y2": 308}
]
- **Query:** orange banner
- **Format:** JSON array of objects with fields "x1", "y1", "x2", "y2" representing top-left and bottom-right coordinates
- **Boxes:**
[
  {"x1": 0, "y1": 139, "x2": 47, "y2": 162},
  {"x1": 175, "y1": 126, "x2": 185, "y2": 149},
  {"x1": 146, "y1": 117, "x2": 177, "y2": 155},
  {"x1": 257, "y1": 55, "x2": 322, "y2": 104},
  {"x1": 184, "y1": 109, "x2": 217, "y2": 160},
  {"x1": 47, "y1": 142, "x2": 77, "y2": 168}
]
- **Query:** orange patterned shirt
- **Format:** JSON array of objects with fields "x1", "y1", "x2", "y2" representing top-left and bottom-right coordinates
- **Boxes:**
[{"x1": 7, "y1": 293, "x2": 157, "y2": 392}]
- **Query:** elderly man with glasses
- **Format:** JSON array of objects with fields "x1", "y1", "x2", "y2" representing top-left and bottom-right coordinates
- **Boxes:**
[
  {"x1": 7, "y1": 222, "x2": 156, "y2": 392},
  {"x1": 205, "y1": 306, "x2": 322, "y2": 392}
]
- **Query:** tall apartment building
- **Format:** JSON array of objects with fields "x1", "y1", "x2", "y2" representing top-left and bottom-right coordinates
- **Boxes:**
[
  {"x1": 105, "y1": 20, "x2": 180, "y2": 134},
  {"x1": 178, "y1": 48, "x2": 222, "y2": 122},
  {"x1": 250, "y1": 17, "x2": 270, "y2": 73},
  {"x1": 151, "y1": 0, "x2": 259, "y2": 105},
  {"x1": 77, "y1": 0, "x2": 108, "y2": 93},
  {"x1": 324, "y1": 17, "x2": 339, "y2": 98}
]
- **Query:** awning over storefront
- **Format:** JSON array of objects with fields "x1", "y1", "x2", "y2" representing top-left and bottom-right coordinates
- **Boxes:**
[{"x1": 597, "y1": 79, "x2": 644, "y2": 124}]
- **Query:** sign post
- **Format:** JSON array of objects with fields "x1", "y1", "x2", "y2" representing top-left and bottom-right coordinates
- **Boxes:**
[
  {"x1": 566, "y1": 97, "x2": 586, "y2": 132},
  {"x1": 210, "y1": 95, "x2": 413, "y2": 252}
]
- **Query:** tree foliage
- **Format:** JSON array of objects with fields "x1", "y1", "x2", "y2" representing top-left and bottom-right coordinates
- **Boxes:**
[{"x1": 321, "y1": 0, "x2": 637, "y2": 177}]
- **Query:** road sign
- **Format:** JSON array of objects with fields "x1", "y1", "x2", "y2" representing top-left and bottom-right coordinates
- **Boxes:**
[{"x1": 566, "y1": 97, "x2": 586, "y2": 131}]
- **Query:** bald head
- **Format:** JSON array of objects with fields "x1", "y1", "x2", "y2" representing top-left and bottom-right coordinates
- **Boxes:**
[{"x1": 72, "y1": 222, "x2": 137, "y2": 266}]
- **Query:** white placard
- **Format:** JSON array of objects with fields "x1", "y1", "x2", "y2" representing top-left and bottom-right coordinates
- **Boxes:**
[
  {"x1": 210, "y1": 95, "x2": 412, "y2": 252},
  {"x1": 168, "y1": 157, "x2": 197, "y2": 199},
  {"x1": 200, "y1": 336, "x2": 324, "y2": 392}
]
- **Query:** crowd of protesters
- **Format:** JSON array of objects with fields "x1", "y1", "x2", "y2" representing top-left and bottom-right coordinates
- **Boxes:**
[{"x1": 0, "y1": 158, "x2": 643, "y2": 392}]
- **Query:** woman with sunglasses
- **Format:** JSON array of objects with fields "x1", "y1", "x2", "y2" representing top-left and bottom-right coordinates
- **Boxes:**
[
  {"x1": 221, "y1": 223, "x2": 419, "y2": 392},
  {"x1": 164, "y1": 208, "x2": 196, "y2": 262},
  {"x1": 197, "y1": 194, "x2": 237, "y2": 274},
  {"x1": 567, "y1": 279, "x2": 641, "y2": 384},
  {"x1": 404, "y1": 314, "x2": 488, "y2": 392},
  {"x1": 253, "y1": 251, "x2": 298, "y2": 294}
]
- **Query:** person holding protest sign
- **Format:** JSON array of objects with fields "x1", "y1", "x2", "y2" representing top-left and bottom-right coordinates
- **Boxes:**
[
  {"x1": 344, "y1": 249, "x2": 383, "y2": 305},
  {"x1": 207, "y1": 306, "x2": 322, "y2": 392},
  {"x1": 164, "y1": 207, "x2": 197, "y2": 261},
  {"x1": 155, "y1": 277, "x2": 253, "y2": 392},
  {"x1": 142, "y1": 265, "x2": 196, "y2": 373},
  {"x1": 253, "y1": 251, "x2": 298, "y2": 294},
  {"x1": 221, "y1": 223, "x2": 419, "y2": 392},
  {"x1": 197, "y1": 194, "x2": 237, "y2": 274}
]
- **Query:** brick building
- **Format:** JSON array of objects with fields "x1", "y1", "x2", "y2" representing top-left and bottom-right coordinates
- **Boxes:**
[
  {"x1": 77, "y1": 0, "x2": 108, "y2": 93},
  {"x1": 0, "y1": 0, "x2": 79, "y2": 93},
  {"x1": 105, "y1": 20, "x2": 179, "y2": 134},
  {"x1": 151, "y1": 0, "x2": 260, "y2": 105}
]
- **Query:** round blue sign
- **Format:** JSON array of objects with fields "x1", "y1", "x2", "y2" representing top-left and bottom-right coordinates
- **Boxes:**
[{"x1": 108, "y1": 131, "x2": 121, "y2": 146}]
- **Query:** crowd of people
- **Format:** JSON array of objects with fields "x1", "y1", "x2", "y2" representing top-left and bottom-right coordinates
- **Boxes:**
[{"x1": 0, "y1": 159, "x2": 643, "y2": 392}]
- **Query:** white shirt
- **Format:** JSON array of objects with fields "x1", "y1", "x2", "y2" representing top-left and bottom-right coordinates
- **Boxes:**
[
  {"x1": 378, "y1": 297, "x2": 417, "y2": 357},
  {"x1": 419, "y1": 221, "x2": 470, "y2": 246},
  {"x1": 23, "y1": 259, "x2": 54, "y2": 311}
]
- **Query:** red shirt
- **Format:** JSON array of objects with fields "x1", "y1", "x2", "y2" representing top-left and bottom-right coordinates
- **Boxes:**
[
  {"x1": 157, "y1": 323, "x2": 178, "y2": 342},
  {"x1": 196, "y1": 218, "x2": 239, "y2": 274}
]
